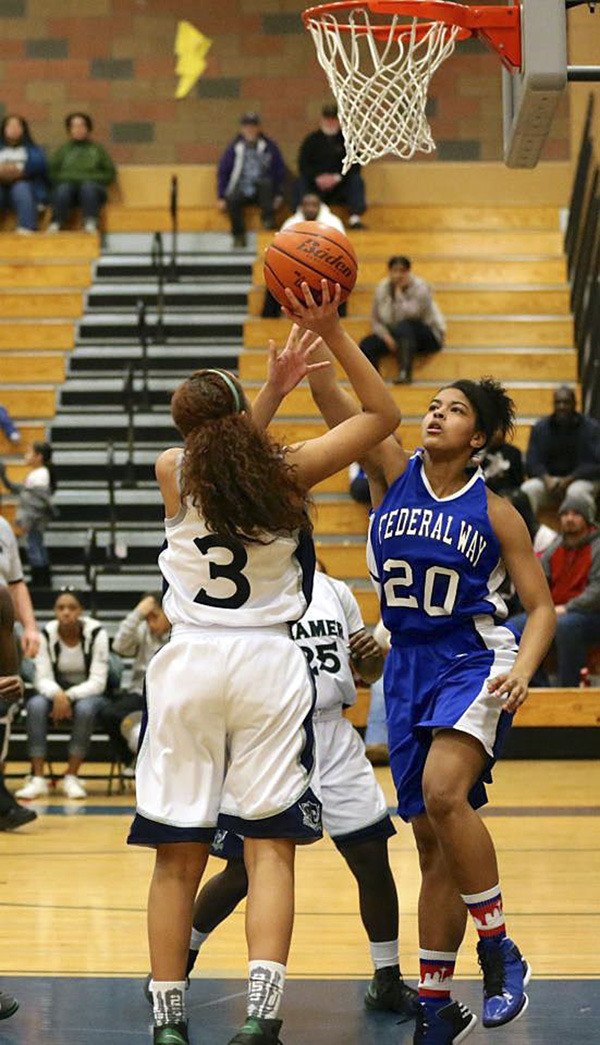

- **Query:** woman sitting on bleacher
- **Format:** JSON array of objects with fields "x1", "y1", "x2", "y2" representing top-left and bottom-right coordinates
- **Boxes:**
[{"x1": 16, "y1": 587, "x2": 108, "y2": 801}]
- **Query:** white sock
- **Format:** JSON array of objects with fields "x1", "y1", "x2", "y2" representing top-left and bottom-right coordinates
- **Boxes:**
[
  {"x1": 151, "y1": 980, "x2": 186, "y2": 1026},
  {"x1": 247, "y1": 960, "x2": 286, "y2": 1019},
  {"x1": 189, "y1": 926, "x2": 210, "y2": 951},
  {"x1": 370, "y1": 938, "x2": 399, "y2": 970}
]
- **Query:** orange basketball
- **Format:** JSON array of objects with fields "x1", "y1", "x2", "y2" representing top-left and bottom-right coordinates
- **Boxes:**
[{"x1": 263, "y1": 220, "x2": 358, "y2": 308}]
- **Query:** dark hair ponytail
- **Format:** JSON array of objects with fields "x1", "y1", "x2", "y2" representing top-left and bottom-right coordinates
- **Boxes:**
[
  {"x1": 444, "y1": 377, "x2": 515, "y2": 447},
  {"x1": 171, "y1": 370, "x2": 311, "y2": 543},
  {"x1": 33, "y1": 441, "x2": 57, "y2": 493}
]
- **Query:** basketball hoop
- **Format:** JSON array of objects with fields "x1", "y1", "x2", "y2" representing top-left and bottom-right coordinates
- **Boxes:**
[{"x1": 302, "y1": 1, "x2": 521, "y2": 167}]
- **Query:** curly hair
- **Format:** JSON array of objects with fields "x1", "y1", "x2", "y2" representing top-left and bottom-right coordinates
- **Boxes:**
[
  {"x1": 443, "y1": 377, "x2": 516, "y2": 447},
  {"x1": 171, "y1": 369, "x2": 311, "y2": 543}
]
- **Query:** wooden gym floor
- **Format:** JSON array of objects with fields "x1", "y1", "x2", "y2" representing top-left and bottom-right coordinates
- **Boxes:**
[{"x1": 1, "y1": 760, "x2": 599, "y2": 1043}]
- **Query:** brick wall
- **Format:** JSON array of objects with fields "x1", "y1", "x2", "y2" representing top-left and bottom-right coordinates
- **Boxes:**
[{"x1": 0, "y1": 0, "x2": 569, "y2": 170}]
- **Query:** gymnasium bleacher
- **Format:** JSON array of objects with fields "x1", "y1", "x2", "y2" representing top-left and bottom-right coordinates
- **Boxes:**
[{"x1": 1, "y1": 157, "x2": 599, "y2": 767}]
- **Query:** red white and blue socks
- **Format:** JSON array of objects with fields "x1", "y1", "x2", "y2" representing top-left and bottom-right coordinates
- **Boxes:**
[
  {"x1": 418, "y1": 949, "x2": 457, "y2": 1011},
  {"x1": 461, "y1": 884, "x2": 506, "y2": 943}
]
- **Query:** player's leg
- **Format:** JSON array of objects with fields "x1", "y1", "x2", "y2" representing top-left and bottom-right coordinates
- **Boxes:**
[
  {"x1": 223, "y1": 632, "x2": 321, "y2": 1044},
  {"x1": 423, "y1": 729, "x2": 530, "y2": 1030},
  {"x1": 338, "y1": 835, "x2": 419, "y2": 1020},
  {"x1": 231, "y1": 835, "x2": 294, "y2": 1043},
  {"x1": 128, "y1": 636, "x2": 228, "y2": 1044},
  {"x1": 411, "y1": 813, "x2": 474, "y2": 1043},
  {"x1": 319, "y1": 712, "x2": 417, "y2": 1019},
  {"x1": 148, "y1": 841, "x2": 210, "y2": 1044},
  {"x1": 187, "y1": 849, "x2": 248, "y2": 976},
  {"x1": 383, "y1": 646, "x2": 475, "y2": 1041}
]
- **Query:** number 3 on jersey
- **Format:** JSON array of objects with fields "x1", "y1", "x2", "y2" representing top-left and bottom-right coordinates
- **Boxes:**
[
  {"x1": 383, "y1": 558, "x2": 459, "y2": 617},
  {"x1": 193, "y1": 535, "x2": 251, "y2": 609}
]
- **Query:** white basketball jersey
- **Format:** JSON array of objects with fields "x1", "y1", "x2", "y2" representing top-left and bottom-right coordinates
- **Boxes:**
[
  {"x1": 289, "y1": 572, "x2": 364, "y2": 711},
  {"x1": 160, "y1": 498, "x2": 315, "y2": 629}
]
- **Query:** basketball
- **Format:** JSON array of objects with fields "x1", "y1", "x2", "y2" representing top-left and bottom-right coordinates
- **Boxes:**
[{"x1": 263, "y1": 220, "x2": 358, "y2": 308}]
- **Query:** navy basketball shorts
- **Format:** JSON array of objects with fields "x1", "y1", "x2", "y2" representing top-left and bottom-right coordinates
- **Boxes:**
[
  {"x1": 128, "y1": 624, "x2": 322, "y2": 847},
  {"x1": 384, "y1": 627, "x2": 517, "y2": 821}
]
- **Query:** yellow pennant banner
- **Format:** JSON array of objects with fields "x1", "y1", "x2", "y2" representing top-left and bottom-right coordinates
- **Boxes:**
[{"x1": 175, "y1": 20, "x2": 212, "y2": 99}]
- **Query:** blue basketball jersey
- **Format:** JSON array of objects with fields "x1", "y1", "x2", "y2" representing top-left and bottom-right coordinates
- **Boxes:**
[{"x1": 367, "y1": 451, "x2": 511, "y2": 648}]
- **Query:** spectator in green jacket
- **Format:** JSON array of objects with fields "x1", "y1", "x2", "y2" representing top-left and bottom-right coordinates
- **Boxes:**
[{"x1": 48, "y1": 112, "x2": 116, "y2": 233}]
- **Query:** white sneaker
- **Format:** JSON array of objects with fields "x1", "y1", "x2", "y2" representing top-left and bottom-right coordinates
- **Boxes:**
[
  {"x1": 60, "y1": 774, "x2": 87, "y2": 800},
  {"x1": 83, "y1": 219, "x2": 98, "y2": 233},
  {"x1": 16, "y1": 775, "x2": 49, "y2": 799},
  {"x1": 15, "y1": 227, "x2": 34, "y2": 235},
  {"x1": 46, "y1": 222, "x2": 60, "y2": 233}
]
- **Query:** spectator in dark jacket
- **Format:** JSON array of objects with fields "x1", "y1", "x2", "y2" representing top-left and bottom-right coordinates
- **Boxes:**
[
  {"x1": 0, "y1": 115, "x2": 48, "y2": 232},
  {"x1": 508, "y1": 493, "x2": 599, "y2": 686},
  {"x1": 48, "y1": 112, "x2": 116, "y2": 233},
  {"x1": 521, "y1": 386, "x2": 600, "y2": 515},
  {"x1": 297, "y1": 103, "x2": 366, "y2": 229},
  {"x1": 217, "y1": 112, "x2": 285, "y2": 248}
]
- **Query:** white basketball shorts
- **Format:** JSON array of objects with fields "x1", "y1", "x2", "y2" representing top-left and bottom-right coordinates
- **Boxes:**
[
  {"x1": 314, "y1": 707, "x2": 395, "y2": 845},
  {"x1": 128, "y1": 624, "x2": 322, "y2": 847}
]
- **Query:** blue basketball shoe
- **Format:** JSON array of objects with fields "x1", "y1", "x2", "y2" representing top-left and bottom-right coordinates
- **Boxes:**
[
  {"x1": 413, "y1": 999, "x2": 477, "y2": 1043},
  {"x1": 477, "y1": 936, "x2": 531, "y2": 1027}
]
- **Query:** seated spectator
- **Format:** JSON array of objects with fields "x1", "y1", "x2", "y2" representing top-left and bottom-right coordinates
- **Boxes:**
[
  {"x1": 0, "y1": 441, "x2": 57, "y2": 591},
  {"x1": 297, "y1": 103, "x2": 366, "y2": 229},
  {"x1": 217, "y1": 112, "x2": 285, "y2": 249},
  {"x1": 359, "y1": 256, "x2": 445, "y2": 384},
  {"x1": 0, "y1": 405, "x2": 20, "y2": 444},
  {"x1": 16, "y1": 587, "x2": 109, "y2": 800},
  {"x1": 0, "y1": 114, "x2": 48, "y2": 233},
  {"x1": 0, "y1": 584, "x2": 36, "y2": 832},
  {"x1": 478, "y1": 432, "x2": 524, "y2": 498},
  {"x1": 520, "y1": 386, "x2": 600, "y2": 516},
  {"x1": 261, "y1": 191, "x2": 346, "y2": 318},
  {"x1": 98, "y1": 592, "x2": 170, "y2": 768},
  {"x1": 48, "y1": 112, "x2": 116, "y2": 233},
  {"x1": 507, "y1": 494, "x2": 599, "y2": 686}
]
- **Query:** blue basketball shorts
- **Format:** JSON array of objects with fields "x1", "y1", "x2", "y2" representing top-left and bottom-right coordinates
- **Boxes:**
[{"x1": 384, "y1": 627, "x2": 516, "y2": 821}]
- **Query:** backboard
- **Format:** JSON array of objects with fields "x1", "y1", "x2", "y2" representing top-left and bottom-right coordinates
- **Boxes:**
[{"x1": 502, "y1": 0, "x2": 568, "y2": 167}]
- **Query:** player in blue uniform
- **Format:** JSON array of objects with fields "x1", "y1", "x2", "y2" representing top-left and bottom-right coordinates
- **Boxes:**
[
  {"x1": 298, "y1": 325, "x2": 556, "y2": 1045},
  {"x1": 127, "y1": 284, "x2": 400, "y2": 1045}
]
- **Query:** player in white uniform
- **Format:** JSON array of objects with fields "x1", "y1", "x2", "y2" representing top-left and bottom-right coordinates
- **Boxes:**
[
  {"x1": 128, "y1": 281, "x2": 401, "y2": 1045},
  {"x1": 145, "y1": 565, "x2": 419, "y2": 1022}
]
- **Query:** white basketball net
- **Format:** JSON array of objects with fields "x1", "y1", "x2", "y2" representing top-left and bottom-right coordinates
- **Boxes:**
[{"x1": 306, "y1": 7, "x2": 461, "y2": 169}]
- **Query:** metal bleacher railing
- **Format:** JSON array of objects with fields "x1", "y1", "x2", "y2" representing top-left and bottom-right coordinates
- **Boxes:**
[
  {"x1": 169, "y1": 173, "x2": 179, "y2": 283},
  {"x1": 564, "y1": 93, "x2": 600, "y2": 418}
]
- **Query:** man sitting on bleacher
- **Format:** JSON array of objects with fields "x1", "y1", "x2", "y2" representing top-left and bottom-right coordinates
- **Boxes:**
[
  {"x1": 98, "y1": 592, "x2": 170, "y2": 770},
  {"x1": 508, "y1": 494, "x2": 600, "y2": 686},
  {"x1": 520, "y1": 386, "x2": 600, "y2": 516}
]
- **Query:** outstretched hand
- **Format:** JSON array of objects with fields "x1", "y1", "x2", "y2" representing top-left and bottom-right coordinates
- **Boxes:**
[
  {"x1": 283, "y1": 280, "x2": 342, "y2": 335},
  {"x1": 267, "y1": 325, "x2": 330, "y2": 397},
  {"x1": 487, "y1": 672, "x2": 529, "y2": 713}
]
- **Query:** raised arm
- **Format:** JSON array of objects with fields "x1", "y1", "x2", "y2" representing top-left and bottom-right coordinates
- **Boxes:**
[
  {"x1": 488, "y1": 494, "x2": 556, "y2": 712},
  {"x1": 251, "y1": 325, "x2": 330, "y2": 431},
  {"x1": 306, "y1": 330, "x2": 409, "y2": 503},
  {"x1": 281, "y1": 282, "x2": 401, "y2": 489}
]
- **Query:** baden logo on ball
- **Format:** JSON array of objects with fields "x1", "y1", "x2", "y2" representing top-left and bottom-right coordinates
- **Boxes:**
[{"x1": 264, "y1": 220, "x2": 358, "y2": 308}]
